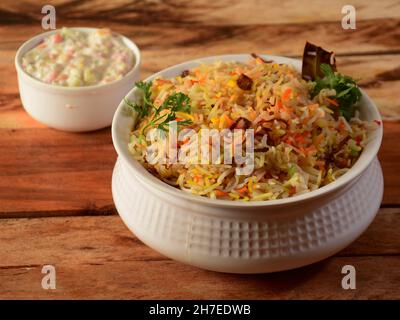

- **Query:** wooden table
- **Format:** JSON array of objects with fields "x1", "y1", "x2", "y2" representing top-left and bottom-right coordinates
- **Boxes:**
[{"x1": 0, "y1": 0, "x2": 399, "y2": 299}]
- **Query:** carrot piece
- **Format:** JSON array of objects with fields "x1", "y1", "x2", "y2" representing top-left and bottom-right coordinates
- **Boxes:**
[
  {"x1": 215, "y1": 190, "x2": 229, "y2": 197},
  {"x1": 294, "y1": 133, "x2": 305, "y2": 144},
  {"x1": 288, "y1": 186, "x2": 296, "y2": 195},
  {"x1": 223, "y1": 114, "x2": 235, "y2": 128},
  {"x1": 305, "y1": 145, "x2": 317, "y2": 154},
  {"x1": 235, "y1": 186, "x2": 248, "y2": 194},
  {"x1": 248, "y1": 110, "x2": 257, "y2": 121},
  {"x1": 282, "y1": 88, "x2": 292, "y2": 101},
  {"x1": 283, "y1": 136, "x2": 292, "y2": 145},
  {"x1": 314, "y1": 133, "x2": 324, "y2": 145},
  {"x1": 308, "y1": 103, "x2": 319, "y2": 111},
  {"x1": 316, "y1": 160, "x2": 326, "y2": 171},
  {"x1": 326, "y1": 97, "x2": 339, "y2": 106},
  {"x1": 193, "y1": 175, "x2": 202, "y2": 183},
  {"x1": 155, "y1": 79, "x2": 172, "y2": 86},
  {"x1": 53, "y1": 33, "x2": 62, "y2": 43}
]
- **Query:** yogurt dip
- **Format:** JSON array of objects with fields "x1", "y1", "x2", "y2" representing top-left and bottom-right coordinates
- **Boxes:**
[{"x1": 21, "y1": 27, "x2": 135, "y2": 87}]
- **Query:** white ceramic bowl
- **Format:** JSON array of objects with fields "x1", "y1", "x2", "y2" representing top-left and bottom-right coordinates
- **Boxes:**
[
  {"x1": 15, "y1": 27, "x2": 141, "y2": 132},
  {"x1": 111, "y1": 55, "x2": 383, "y2": 273}
]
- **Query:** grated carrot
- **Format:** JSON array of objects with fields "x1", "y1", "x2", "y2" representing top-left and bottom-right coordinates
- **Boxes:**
[
  {"x1": 282, "y1": 88, "x2": 292, "y2": 101},
  {"x1": 53, "y1": 33, "x2": 62, "y2": 43},
  {"x1": 193, "y1": 175, "x2": 202, "y2": 183},
  {"x1": 288, "y1": 186, "x2": 296, "y2": 195},
  {"x1": 180, "y1": 137, "x2": 190, "y2": 145},
  {"x1": 223, "y1": 114, "x2": 235, "y2": 128},
  {"x1": 215, "y1": 190, "x2": 229, "y2": 197},
  {"x1": 235, "y1": 186, "x2": 248, "y2": 194},
  {"x1": 326, "y1": 97, "x2": 339, "y2": 107}
]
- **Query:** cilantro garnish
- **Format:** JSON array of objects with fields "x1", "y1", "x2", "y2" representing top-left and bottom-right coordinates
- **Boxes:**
[
  {"x1": 124, "y1": 81, "x2": 153, "y2": 118},
  {"x1": 312, "y1": 64, "x2": 362, "y2": 121},
  {"x1": 125, "y1": 81, "x2": 193, "y2": 133}
]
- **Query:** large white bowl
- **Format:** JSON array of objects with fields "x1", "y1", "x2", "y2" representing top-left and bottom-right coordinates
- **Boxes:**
[
  {"x1": 111, "y1": 55, "x2": 383, "y2": 273},
  {"x1": 15, "y1": 27, "x2": 141, "y2": 132}
]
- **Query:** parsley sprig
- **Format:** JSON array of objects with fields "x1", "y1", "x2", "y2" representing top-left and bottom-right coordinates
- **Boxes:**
[
  {"x1": 125, "y1": 81, "x2": 193, "y2": 133},
  {"x1": 312, "y1": 64, "x2": 362, "y2": 121},
  {"x1": 124, "y1": 81, "x2": 153, "y2": 118}
]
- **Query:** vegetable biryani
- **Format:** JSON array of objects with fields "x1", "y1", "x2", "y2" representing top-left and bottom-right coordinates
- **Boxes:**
[{"x1": 126, "y1": 49, "x2": 378, "y2": 201}]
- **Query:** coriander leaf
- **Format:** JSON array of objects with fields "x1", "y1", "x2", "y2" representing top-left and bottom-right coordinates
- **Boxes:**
[
  {"x1": 177, "y1": 119, "x2": 193, "y2": 127},
  {"x1": 288, "y1": 164, "x2": 296, "y2": 177},
  {"x1": 320, "y1": 63, "x2": 335, "y2": 79},
  {"x1": 311, "y1": 64, "x2": 361, "y2": 121},
  {"x1": 125, "y1": 81, "x2": 153, "y2": 118},
  {"x1": 124, "y1": 97, "x2": 147, "y2": 118},
  {"x1": 135, "y1": 81, "x2": 153, "y2": 111},
  {"x1": 158, "y1": 92, "x2": 191, "y2": 114},
  {"x1": 141, "y1": 91, "x2": 193, "y2": 133}
]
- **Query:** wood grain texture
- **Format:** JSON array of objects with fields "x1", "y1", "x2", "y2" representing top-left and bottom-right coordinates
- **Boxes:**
[
  {"x1": 1, "y1": 0, "x2": 400, "y2": 25},
  {"x1": 1, "y1": 17, "x2": 400, "y2": 55},
  {"x1": 0, "y1": 128, "x2": 117, "y2": 216},
  {"x1": 0, "y1": 211, "x2": 399, "y2": 299},
  {"x1": 1, "y1": 256, "x2": 399, "y2": 299}
]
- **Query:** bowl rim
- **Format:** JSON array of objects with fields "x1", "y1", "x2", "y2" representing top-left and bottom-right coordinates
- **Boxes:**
[
  {"x1": 14, "y1": 27, "x2": 141, "y2": 92},
  {"x1": 112, "y1": 54, "x2": 383, "y2": 208}
]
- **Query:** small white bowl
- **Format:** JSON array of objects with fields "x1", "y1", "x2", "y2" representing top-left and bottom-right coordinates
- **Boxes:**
[
  {"x1": 15, "y1": 27, "x2": 141, "y2": 132},
  {"x1": 111, "y1": 55, "x2": 384, "y2": 273}
]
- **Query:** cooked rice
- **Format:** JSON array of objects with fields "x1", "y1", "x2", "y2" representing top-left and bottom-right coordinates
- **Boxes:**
[{"x1": 128, "y1": 58, "x2": 376, "y2": 201}]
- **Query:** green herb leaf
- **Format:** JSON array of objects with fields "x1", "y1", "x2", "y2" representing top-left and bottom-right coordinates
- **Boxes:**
[
  {"x1": 125, "y1": 81, "x2": 193, "y2": 133},
  {"x1": 288, "y1": 164, "x2": 296, "y2": 177},
  {"x1": 312, "y1": 64, "x2": 362, "y2": 121},
  {"x1": 176, "y1": 119, "x2": 193, "y2": 127},
  {"x1": 124, "y1": 81, "x2": 153, "y2": 118},
  {"x1": 153, "y1": 93, "x2": 193, "y2": 132}
]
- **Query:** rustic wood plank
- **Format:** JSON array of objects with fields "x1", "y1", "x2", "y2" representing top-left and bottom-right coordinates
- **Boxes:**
[
  {"x1": 378, "y1": 122, "x2": 400, "y2": 205},
  {"x1": 1, "y1": 255, "x2": 399, "y2": 299},
  {"x1": 340, "y1": 55, "x2": 400, "y2": 121},
  {"x1": 0, "y1": 209, "x2": 397, "y2": 266},
  {"x1": 0, "y1": 128, "x2": 117, "y2": 216},
  {"x1": 0, "y1": 210, "x2": 399, "y2": 299},
  {"x1": 1, "y1": 17, "x2": 400, "y2": 56},
  {"x1": 1, "y1": 0, "x2": 399, "y2": 26}
]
